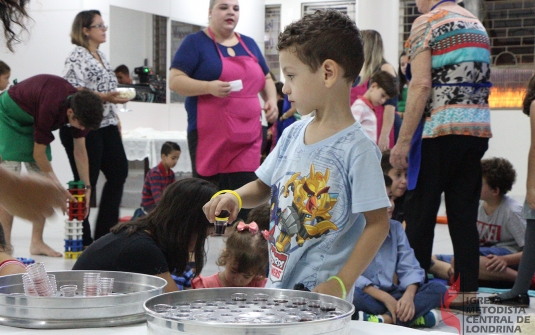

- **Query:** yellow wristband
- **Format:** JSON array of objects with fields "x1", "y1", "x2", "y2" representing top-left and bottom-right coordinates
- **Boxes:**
[
  {"x1": 328, "y1": 276, "x2": 347, "y2": 300},
  {"x1": 211, "y1": 190, "x2": 243, "y2": 211}
]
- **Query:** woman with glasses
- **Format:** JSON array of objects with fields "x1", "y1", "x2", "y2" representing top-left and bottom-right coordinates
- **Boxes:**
[{"x1": 60, "y1": 10, "x2": 130, "y2": 246}]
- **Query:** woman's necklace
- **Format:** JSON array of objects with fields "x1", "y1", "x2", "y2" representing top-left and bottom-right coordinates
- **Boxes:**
[{"x1": 431, "y1": 0, "x2": 456, "y2": 11}]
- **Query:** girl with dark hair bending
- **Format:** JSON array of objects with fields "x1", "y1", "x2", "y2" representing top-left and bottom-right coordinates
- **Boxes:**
[{"x1": 73, "y1": 178, "x2": 218, "y2": 292}]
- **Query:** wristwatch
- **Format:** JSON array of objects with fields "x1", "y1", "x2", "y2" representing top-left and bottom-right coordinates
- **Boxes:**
[{"x1": 85, "y1": 185, "x2": 92, "y2": 190}]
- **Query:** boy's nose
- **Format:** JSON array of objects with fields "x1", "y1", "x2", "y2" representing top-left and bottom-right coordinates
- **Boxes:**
[{"x1": 282, "y1": 84, "x2": 290, "y2": 95}]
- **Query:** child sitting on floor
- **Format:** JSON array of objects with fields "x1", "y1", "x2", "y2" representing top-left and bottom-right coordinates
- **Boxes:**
[
  {"x1": 353, "y1": 174, "x2": 446, "y2": 328},
  {"x1": 192, "y1": 204, "x2": 269, "y2": 288},
  {"x1": 351, "y1": 71, "x2": 398, "y2": 143},
  {"x1": 133, "y1": 141, "x2": 181, "y2": 219},
  {"x1": 381, "y1": 150, "x2": 408, "y2": 224},
  {"x1": 430, "y1": 157, "x2": 526, "y2": 286}
]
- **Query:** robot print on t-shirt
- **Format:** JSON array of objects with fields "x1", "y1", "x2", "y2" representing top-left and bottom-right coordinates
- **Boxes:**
[{"x1": 267, "y1": 164, "x2": 339, "y2": 282}]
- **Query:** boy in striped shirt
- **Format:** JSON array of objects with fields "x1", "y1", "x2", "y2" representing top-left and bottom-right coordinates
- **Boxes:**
[{"x1": 133, "y1": 142, "x2": 181, "y2": 218}]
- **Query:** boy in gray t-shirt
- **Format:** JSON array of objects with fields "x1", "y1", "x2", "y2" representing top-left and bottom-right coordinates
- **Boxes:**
[{"x1": 430, "y1": 157, "x2": 526, "y2": 284}]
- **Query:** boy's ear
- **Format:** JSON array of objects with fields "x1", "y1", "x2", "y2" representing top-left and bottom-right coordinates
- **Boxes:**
[{"x1": 321, "y1": 59, "x2": 339, "y2": 88}]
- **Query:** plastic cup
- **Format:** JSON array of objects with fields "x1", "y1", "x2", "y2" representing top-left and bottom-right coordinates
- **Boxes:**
[
  {"x1": 320, "y1": 302, "x2": 336, "y2": 312},
  {"x1": 22, "y1": 273, "x2": 37, "y2": 296},
  {"x1": 307, "y1": 299, "x2": 321, "y2": 308},
  {"x1": 153, "y1": 304, "x2": 174, "y2": 313},
  {"x1": 214, "y1": 217, "x2": 228, "y2": 235},
  {"x1": 272, "y1": 295, "x2": 289, "y2": 303},
  {"x1": 47, "y1": 274, "x2": 57, "y2": 295},
  {"x1": 231, "y1": 293, "x2": 247, "y2": 301},
  {"x1": 98, "y1": 277, "x2": 114, "y2": 296},
  {"x1": 83, "y1": 272, "x2": 101, "y2": 297},
  {"x1": 253, "y1": 293, "x2": 269, "y2": 302},
  {"x1": 26, "y1": 263, "x2": 54, "y2": 297},
  {"x1": 60, "y1": 285, "x2": 78, "y2": 297},
  {"x1": 291, "y1": 297, "x2": 308, "y2": 306}
]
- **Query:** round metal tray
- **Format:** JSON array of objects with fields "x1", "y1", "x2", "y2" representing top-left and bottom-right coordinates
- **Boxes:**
[
  {"x1": 0, "y1": 270, "x2": 166, "y2": 329},
  {"x1": 144, "y1": 287, "x2": 354, "y2": 335}
]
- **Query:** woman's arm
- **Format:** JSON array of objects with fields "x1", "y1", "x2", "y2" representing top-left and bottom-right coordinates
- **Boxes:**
[
  {"x1": 390, "y1": 49, "x2": 432, "y2": 169},
  {"x1": 168, "y1": 68, "x2": 231, "y2": 98},
  {"x1": 260, "y1": 74, "x2": 278, "y2": 123},
  {"x1": 157, "y1": 271, "x2": 179, "y2": 292},
  {"x1": 377, "y1": 63, "x2": 397, "y2": 151}
]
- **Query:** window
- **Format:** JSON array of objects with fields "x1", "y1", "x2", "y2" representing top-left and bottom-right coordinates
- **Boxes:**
[
  {"x1": 399, "y1": 0, "x2": 535, "y2": 109},
  {"x1": 302, "y1": 1, "x2": 356, "y2": 21},
  {"x1": 169, "y1": 21, "x2": 203, "y2": 103}
]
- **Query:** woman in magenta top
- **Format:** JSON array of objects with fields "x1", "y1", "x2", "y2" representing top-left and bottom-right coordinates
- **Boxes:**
[{"x1": 169, "y1": 0, "x2": 277, "y2": 221}]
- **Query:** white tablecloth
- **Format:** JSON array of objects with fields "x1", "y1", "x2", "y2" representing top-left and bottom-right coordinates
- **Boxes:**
[
  {"x1": 0, "y1": 320, "x2": 457, "y2": 334},
  {"x1": 122, "y1": 128, "x2": 191, "y2": 174}
]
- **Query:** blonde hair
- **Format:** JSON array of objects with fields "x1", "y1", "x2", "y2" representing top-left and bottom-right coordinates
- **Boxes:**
[
  {"x1": 70, "y1": 10, "x2": 101, "y2": 49},
  {"x1": 360, "y1": 30, "x2": 386, "y2": 84}
]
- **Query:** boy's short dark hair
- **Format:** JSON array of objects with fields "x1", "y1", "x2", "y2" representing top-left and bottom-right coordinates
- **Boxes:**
[
  {"x1": 380, "y1": 150, "x2": 394, "y2": 175},
  {"x1": 481, "y1": 157, "x2": 516, "y2": 195},
  {"x1": 369, "y1": 71, "x2": 398, "y2": 99},
  {"x1": 0, "y1": 61, "x2": 10, "y2": 76},
  {"x1": 114, "y1": 64, "x2": 129, "y2": 76},
  {"x1": 161, "y1": 141, "x2": 181, "y2": 156},
  {"x1": 70, "y1": 90, "x2": 103, "y2": 130},
  {"x1": 384, "y1": 174, "x2": 393, "y2": 188},
  {"x1": 277, "y1": 10, "x2": 363, "y2": 83}
]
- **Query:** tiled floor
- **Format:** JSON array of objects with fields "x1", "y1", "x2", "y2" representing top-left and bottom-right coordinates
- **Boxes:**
[{"x1": 7, "y1": 207, "x2": 535, "y2": 334}]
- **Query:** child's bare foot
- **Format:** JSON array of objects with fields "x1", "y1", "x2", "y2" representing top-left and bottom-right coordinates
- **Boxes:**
[{"x1": 30, "y1": 242, "x2": 62, "y2": 257}]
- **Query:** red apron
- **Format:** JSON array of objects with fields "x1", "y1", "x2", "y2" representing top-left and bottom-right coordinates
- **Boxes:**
[
  {"x1": 350, "y1": 80, "x2": 394, "y2": 148},
  {"x1": 196, "y1": 28, "x2": 265, "y2": 176}
]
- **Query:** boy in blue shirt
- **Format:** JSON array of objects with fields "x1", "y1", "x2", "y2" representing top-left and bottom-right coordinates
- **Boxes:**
[
  {"x1": 203, "y1": 10, "x2": 390, "y2": 300},
  {"x1": 353, "y1": 174, "x2": 447, "y2": 327}
]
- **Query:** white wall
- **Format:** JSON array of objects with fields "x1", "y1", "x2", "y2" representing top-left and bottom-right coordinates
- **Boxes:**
[
  {"x1": 486, "y1": 109, "x2": 530, "y2": 201},
  {"x1": 109, "y1": 6, "x2": 152, "y2": 73}
]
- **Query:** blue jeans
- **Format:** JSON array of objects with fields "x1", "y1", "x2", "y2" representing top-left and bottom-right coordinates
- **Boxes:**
[{"x1": 353, "y1": 282, "x2": 447, "y2": 327}]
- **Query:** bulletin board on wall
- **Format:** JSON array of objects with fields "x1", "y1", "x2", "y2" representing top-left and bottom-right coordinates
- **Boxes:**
[{"x1": 265, "y1": 5, "x2": 281, "y2": 82}]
